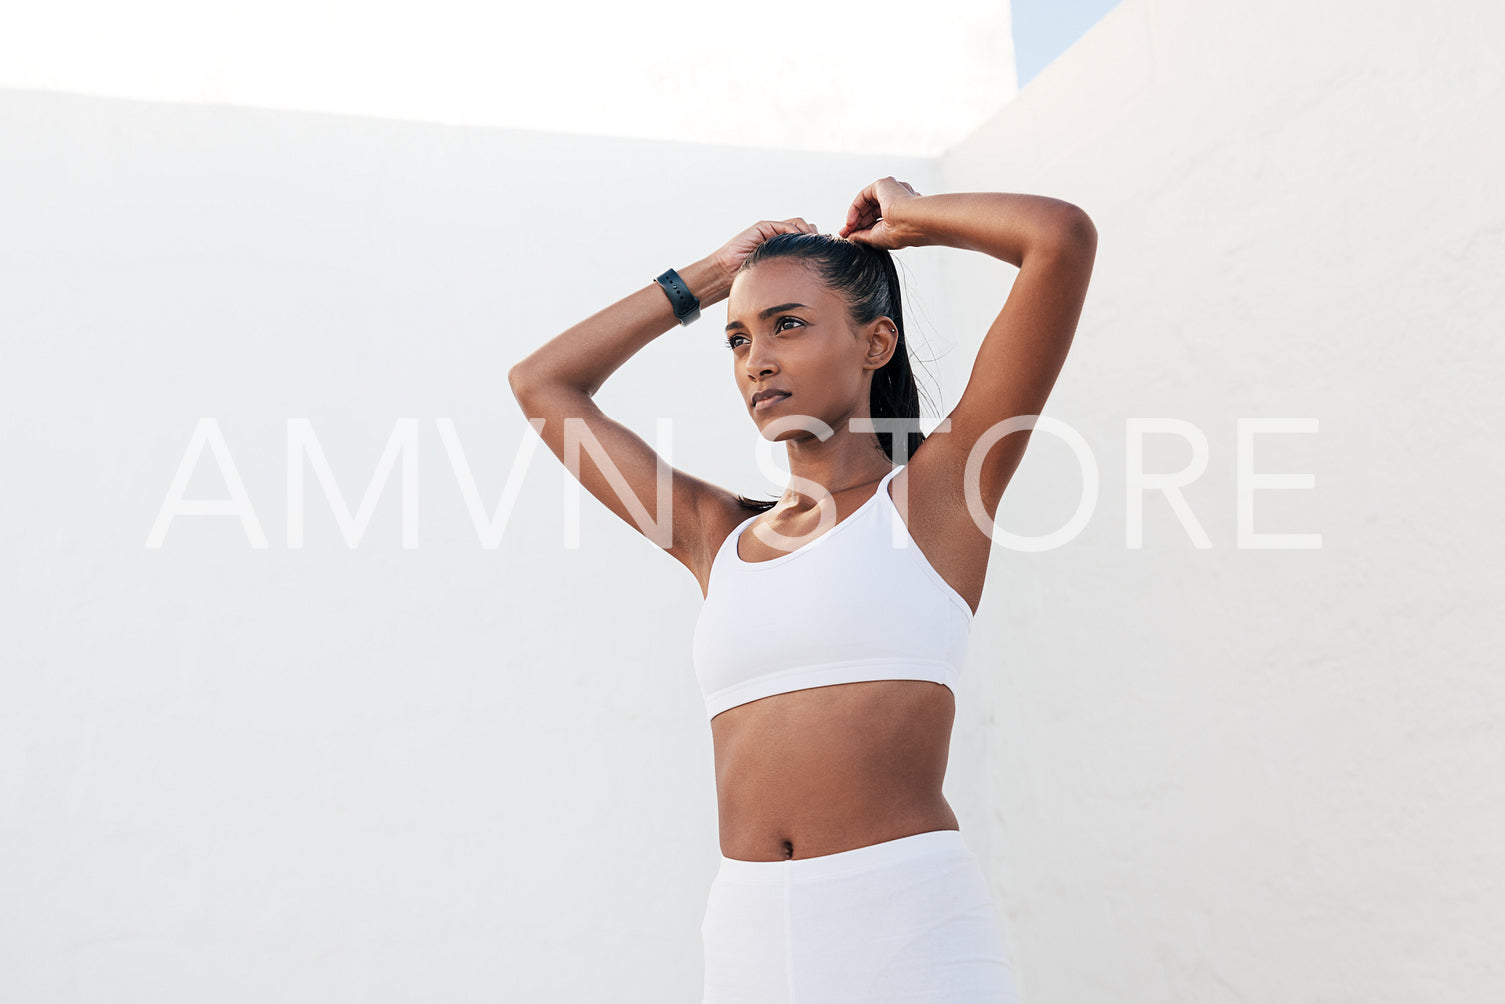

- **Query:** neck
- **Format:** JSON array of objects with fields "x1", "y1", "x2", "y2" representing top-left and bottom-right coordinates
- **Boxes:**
[{"x1": 779, "y1": 462, "x2": 895, "y2": 510}]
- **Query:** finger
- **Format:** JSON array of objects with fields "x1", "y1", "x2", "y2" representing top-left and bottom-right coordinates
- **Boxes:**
[
  {"x1": 842, "y1": 196, "x2": 873, "y2": 229},
  {"x1": 845, "y1": 181, "x2": 879, "y2": 222},
  {"x1": 847, "y1": 205, "x2": 879, "y2": 236},
  {"x1": 849, "y1": 188, "x2": 878, "y2": 222}
]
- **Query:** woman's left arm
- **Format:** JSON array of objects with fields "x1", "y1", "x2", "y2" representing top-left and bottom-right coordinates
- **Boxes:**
[{"x1": 843, "y1": 181, "x2": 1097, "y2": 511}]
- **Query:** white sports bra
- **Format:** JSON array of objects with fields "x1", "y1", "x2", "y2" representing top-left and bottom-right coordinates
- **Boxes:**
[{"x1": 692, "y1": 465, "x2": 974, "y2": 720}]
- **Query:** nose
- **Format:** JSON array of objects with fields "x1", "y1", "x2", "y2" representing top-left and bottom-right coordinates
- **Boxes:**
[{"x1": 746, "y1": 342, "x2": 778, "y2": 381}]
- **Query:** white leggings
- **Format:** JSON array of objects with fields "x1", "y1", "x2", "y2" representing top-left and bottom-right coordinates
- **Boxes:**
[{"x1": 701, "y1": 828, "x2": 1021, "y2": 1003}]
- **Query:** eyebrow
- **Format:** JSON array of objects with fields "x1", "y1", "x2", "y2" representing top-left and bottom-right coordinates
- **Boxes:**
[{"x1": 725, "y1": 302, "x2": 811, "y2": 332}]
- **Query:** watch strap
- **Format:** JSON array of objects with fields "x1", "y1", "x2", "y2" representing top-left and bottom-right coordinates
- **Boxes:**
[{"x1": 654, "y1": 268, "x2": 701, "y2": 326}]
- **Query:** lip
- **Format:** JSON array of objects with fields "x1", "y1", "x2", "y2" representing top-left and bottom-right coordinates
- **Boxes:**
[{"x1": 752, "y1": 391, "x2": 791, "y2": 411}]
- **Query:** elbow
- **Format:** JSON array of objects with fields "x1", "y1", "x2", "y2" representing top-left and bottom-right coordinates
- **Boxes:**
[
  {"x1": 507, "y1": 363, "x2": 536, "y2": 404},
  {"x1": 1054, "y1": 206, "x2": 1098, "y2": 258},
  {"x1": 1023, "y1": 204, "x2": 1096, "y2": 265},
  {"x1": 509, "y1": 361, "x2": 594, "y2": 405}
]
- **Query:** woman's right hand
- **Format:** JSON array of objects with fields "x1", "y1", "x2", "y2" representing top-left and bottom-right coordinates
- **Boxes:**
[{"x1": 711, "y1": 218, "x2": 819, "y2": 281}]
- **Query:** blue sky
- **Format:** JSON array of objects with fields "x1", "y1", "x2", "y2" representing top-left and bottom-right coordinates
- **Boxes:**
[{"x1": 1013, "y1": 0, "x2": 1125, "y2": 88}]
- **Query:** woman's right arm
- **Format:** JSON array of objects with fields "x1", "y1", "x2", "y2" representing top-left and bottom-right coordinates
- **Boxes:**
[
  {"x1": 508, "y1": 257, "x2": 732, "y2": 399},
  {"x1": 506, "y1": 219, "x2": 815, "y2": 587}
]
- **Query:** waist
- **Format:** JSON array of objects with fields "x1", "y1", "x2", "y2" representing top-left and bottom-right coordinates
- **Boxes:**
[
  {"x1": 715, "y1": 827, "x2": 973, "y2": 882},
  {"x1": 710, "y1": 680, "x2": 957, "y2": 860}
]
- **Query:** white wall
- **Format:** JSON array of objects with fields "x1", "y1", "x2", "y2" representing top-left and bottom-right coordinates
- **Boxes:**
[
  {"x1": 0, "y1": 90, "x2": 945, "y2": 1001},
  {"x1": 939, "y1": 0, "x2": 1505, "y2": 1001}
]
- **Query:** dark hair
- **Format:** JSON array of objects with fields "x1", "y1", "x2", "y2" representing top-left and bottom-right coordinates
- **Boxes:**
[{"x1": 733, "y1": 232, "x2": 933, "y2": 513}]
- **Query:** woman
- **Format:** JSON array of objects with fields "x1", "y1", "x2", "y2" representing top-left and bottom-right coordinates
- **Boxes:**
[{"x1": 508, "y1": 177, "x2": 1096, "y2": 1003}]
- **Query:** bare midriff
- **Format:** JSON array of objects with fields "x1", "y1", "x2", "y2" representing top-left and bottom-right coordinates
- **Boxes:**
[{"x1": 710, "y1": 678, "x2": 960, "y2": 861}]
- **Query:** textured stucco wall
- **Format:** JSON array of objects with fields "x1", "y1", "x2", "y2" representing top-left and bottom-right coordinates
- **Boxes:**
[
  {"x1": 0, "y1": 90, "x2": 950, "y2": 1001},
  {"x1": 938, "y1": 1, "x2": 1505, "y2": 1001}
]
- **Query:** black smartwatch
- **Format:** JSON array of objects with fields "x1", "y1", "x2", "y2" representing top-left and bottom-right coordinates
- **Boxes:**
[{"x1": 655, "y1": 268, "x2": 701, "y2": 326}]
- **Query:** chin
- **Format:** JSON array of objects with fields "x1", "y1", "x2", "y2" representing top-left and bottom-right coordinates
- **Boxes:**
[{"x1": 753, "y1": 412, "x2": 824, "y2": 442}]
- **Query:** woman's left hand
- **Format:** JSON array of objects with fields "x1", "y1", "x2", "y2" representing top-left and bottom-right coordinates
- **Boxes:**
[{"x1": 838, "y1": 176, "x2": 926, "y2": 250}]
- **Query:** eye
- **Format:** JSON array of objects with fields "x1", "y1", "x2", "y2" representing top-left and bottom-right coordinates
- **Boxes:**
[{"x1": 723, "y1": 317, "x2": 804, "y2": 350}]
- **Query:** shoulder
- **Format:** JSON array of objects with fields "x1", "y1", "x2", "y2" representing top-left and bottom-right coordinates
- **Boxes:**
[
  {"x1": 889, "y1": 440, "x2": 972, "y2": 526},
  {"x1": 687, "y1": 490, "x2": 765, "y2": 595}
]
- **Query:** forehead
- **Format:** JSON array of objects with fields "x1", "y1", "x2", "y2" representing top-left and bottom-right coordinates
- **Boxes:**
[{"x1": 728, "y1": 258, "x2": 836, "y2": 316}]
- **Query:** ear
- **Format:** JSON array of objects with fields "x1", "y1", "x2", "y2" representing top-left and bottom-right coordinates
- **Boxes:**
[{"x1": 859, "y1": 316, "x2": 900, "y2": 371}]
